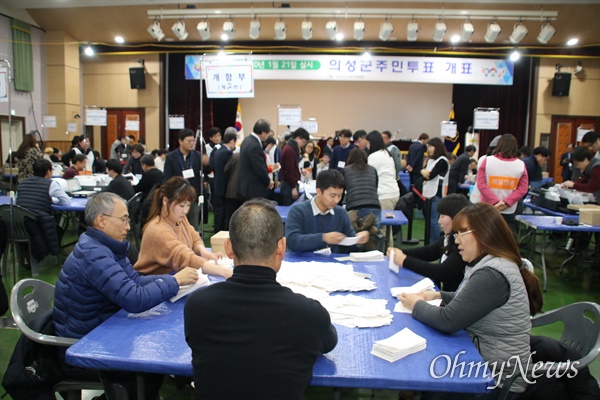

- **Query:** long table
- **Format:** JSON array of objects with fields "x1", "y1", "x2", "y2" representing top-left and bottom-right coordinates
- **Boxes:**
[
  {"x1": 516, "y1": 215, "x2": 600, "y2": 291},
  {"x1": 66, "y1": 252, "x2": 494, "y2": 398},
  {"x1": 0, "y1": 195, "x2": 88, "y2": 212}
]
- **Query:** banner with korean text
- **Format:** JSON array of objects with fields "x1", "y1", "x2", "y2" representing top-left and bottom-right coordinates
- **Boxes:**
[{"x1": 186, "y1": 55, "x2": 513, "y2": 86}]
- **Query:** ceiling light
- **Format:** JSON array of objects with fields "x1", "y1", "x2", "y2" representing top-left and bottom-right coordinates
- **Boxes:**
[
  {"x1": 450, "y1": 35, "x2": 460, "y2": 44},
  {"x1": 222, "y1": 20, "x2": 235, "y2": 40},
  {"x1": 84, "y1": 45, "x2": 94, "y2": 56},
  {"x1": 197, "y1": 20, "x2": 211, "y2": 41},
  {"x1": 353, "y1": 20, "x2": 365, "y2": 41},
  {"x1": 406, "y1": 21, "x2": 418, "y2": 41},
  {"x1": 172, "y1": 20, "x2": 188, "y2": 40},
  {"x1": 433, "y1": 21, "x2": 446, "y2": 42},
  {"x1": 567, "y1": 38, "x2": 579, "y2": 46},
  {"x1": 484, "y1": 22, "x2": 501, "y2": 43},
  {"x1": 335, "y1": 32, "x2": 344, "y2": 41},
  {"x1": 274, "y1": 21, "x2": 286, "y2": 40},
  {"x1": 460, "y1": 21, "x2": 474, "y2": 42},
  {"x1": 509, "y1": 23, "x2": 528, "y2": 44},
  {"x1": 510, "y1": 49, "x2": 520, "y2": 61},
  {"x1": 326, "y1": 20, "x2": 338, "y2": 40},
  {"x1": 147, "y1": 20, "x2": 164, "y2": 41},
  {"x1": 362, "y1": 50, "x2": 371, "y2": 59},
  {"x1": 538, "y1": 22, "x2": 556, "y2": 44},
  {"x1": 379, "y1": 21, "x2": 394, "y2": 41},
  {"x1": 114, "y1": 36, "x2": 124, "y2": 44},
  {"x1": 301, "y1": 20, "x2": 313, "y2": 40},
  {"x1": 249, "y1": 19, "x2": 261, "y2": 40}
]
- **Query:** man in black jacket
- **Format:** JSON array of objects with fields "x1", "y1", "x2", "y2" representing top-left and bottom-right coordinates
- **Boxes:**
[
  {"x1": 103, "y1": 159, "x2": 134, "y2": 200},
  {"x1": 133, "y1": 154, "x2": 163, "y2": 202},
  {"x1": 211, "y1": 129, "x2": 237, "y2": 232},
  {"x1": 184, "y1": 199, "x2": 337, "y2": 400},
  {"x1": 237, "y1": 119, "x2": 273, "y2": 200},
  {"x1": 448, "y1": 145, "x2": 477, "y2": 194}
]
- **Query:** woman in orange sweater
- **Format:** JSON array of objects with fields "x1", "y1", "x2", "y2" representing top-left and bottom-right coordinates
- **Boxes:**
[{"x1": 134, "y1": 176, "x2": 232, "y2": 278}]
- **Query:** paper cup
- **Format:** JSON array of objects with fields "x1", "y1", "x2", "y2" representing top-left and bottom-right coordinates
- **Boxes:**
[{"x1": 555, "y1": 217, "x2": 563, "y2": 224}]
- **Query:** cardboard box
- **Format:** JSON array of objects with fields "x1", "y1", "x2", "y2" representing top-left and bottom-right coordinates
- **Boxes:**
[
  {"x1": 580, "y1": 208, "x2": 600, "y2": 226},
  {"x1": 210, "y1": 231, "x2": 229, "y2": 254},
  {"x1": 567, "y1": 204, "x2": 600, "y2": 211}
]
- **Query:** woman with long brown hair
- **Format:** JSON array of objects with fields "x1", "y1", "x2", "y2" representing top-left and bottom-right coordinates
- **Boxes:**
[
  {"x1": 14, "y1": 133, "x2": 43, "y2": 181},
  {"x1": 400, "y1": 202, "x2": 542, "y2": 399},
  {"x1": 134, "y1": 176, "x2": 232, "y2": 279}
]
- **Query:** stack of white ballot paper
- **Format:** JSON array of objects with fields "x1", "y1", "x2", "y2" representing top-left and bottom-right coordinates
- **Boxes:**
[
  {"x1": 390, "y1": 278, "x2": 436, "y2": 298},
  {"x1": 277, "y1": 261, "x2": 376, "y2": 293},
  {"x1": 371, "y1": 328, "x2": 427, "y2": 362},
  {"x1": 349, "y1": 250, "x2": 384, "y2": 262},
  {"x1": 319, "y1": 295, "x2": 393, "y2": 328},
  {"x1": 170, "y1": 271, "x2": 210, "y2": 302}
]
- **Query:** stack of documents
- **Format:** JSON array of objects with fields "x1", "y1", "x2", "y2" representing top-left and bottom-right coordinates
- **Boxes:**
[
  {"x1": 394, "y1": 298, "x2": 442, "y2": 313},
  {"x1": 277, "y1": 261, "x2": 376, "y2": 293},
  {"x1": 349, "y1": 250, "x2": 384, "y2": 262},
  {"x1": 371, "y1": 328, "x2": 427, "y2": 362},
  {"x1": 390, "y1": 278, "x2": 435, "y2": 298},
  {"x1": 170, "y1": 272, "x2": 210, "y2": 302},
  {"x1": 320, "y1": 294, "x2": 393, "y2": 328}
]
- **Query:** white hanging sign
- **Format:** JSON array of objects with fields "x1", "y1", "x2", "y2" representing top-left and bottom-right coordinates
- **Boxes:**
[
  {"x1": 42, "y1": 115, "x2": 57, "y2": 128},
  {"x1": 577, "y1": 127, "x2": 592, "y2": 142},
  {"x1": 440, "y1": 121, "x2": 457, "y2": 137},
  {"x1": 85, "y1": 109, "x2": 107, "y2": 126},
  {"x1": 278, "y1": 106, "x2": 302, "y2": 126},
  {"x1": 125, "y1": 120, "x2": 140, "y2": 131},
  {"x1": 0, "y1": 68, "x2": 7, "y2": 103},
  {"x1": 169, "y1": 116, "x2": 185, "y2": 130},
  {"x1": 204, "y1": 62, "x2": 254, "y2": 98},
  {"x1": 67, "y1": 122, "x2": 78, "y2": 133},
  {"x1": 301, "y1": 120, "x2": 318, "y2": 134},
  {"x1": 473, "y1": 110, "x2": 500, "y2": 130}
]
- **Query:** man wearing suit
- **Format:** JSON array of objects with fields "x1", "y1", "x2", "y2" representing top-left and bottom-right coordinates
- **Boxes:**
[
  {"x1": 560, "y1": 143, "x2": 574, "y2": 182},
  {"x1": 163, "y1": 129, "x2": 203, "y2": 227},
  {"x1": 134, "y1": 154, "x2": 163, "y2": 202},
  {"x1": 238, "y1": 119, "x2": 273, "y2": 201},
  {"x1": 211, "y1": 128, "x2": 238, "y2": 232},
  {"x1": 406, "y1": 133, "x2": 429, "y2": 187}
]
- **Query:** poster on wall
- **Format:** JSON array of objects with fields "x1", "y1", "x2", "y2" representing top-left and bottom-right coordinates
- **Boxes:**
[
  {"x1": 85, "y1": 109, "x2": 107, "y2": 126},
  {"x1": 67, "y1": 122, "x2": 78, "y2": 133},
  {"x1": 42, "y1": 115, "x2": 57, "y2": 128},
  {"x1": 169, "y1": 116, "x2": 185, "y2": 130},
  {"x1": 278, "y1": 105, "x2": 302, "y2": 126},
  {"x1": 0, "y1": 67, "x2": 7, "y2": 103}
]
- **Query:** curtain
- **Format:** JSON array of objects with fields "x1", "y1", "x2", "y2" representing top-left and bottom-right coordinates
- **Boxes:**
[{"x1": 11, "y1": 19, "x2": 34, "y2": 92}]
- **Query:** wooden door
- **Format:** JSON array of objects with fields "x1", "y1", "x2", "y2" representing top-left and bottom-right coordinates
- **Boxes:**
[
  {"x1": 101, "y1": 109, "x2": 145, "y2": 159},
  {"x1": 549, "y1": 116, "x2": 600, "y2": 183}
]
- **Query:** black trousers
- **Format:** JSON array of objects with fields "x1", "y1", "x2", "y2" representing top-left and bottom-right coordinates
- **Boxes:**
[{"x1": 212, "y1": 194, "x2": 226, "y2": 232}]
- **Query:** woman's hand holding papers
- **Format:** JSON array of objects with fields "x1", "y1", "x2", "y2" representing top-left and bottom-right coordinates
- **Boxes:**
[
  {"x1": 386, "y1": 247, "x2": 407, "y2": 266},
  {"x1": 175, "y1": 267, "x2": 200, "y2": 286},
  {"x1": 355, "y1": 231, "x2": 370, "y2": 245},
  {"x1": 201, "y1": 261, "x2": 233, "y2": 279},
  {"x1": 322, "y1": 232, "x2": 347, "y2": 245},
  {"x1": 400, "y1": 291, "x2": 441, "y2": 311}
]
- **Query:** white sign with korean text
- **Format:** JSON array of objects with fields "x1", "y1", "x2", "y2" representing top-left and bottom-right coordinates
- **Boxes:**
[
  {"x1": 577, "y1": 127, "x2": 592, "y2": 142},
  {"x1": 440, "y1": 121, "x2": 457, "y2": 137},
  {"x1": 169, "y1": 116, "x2": 185, "y2": 130},
  {"x1": 0, "y1": 67, "x2": 7, "y2": 102},
  {"x1": 85, "y1": 109, "x2": 107, "y2": 126},
  {"x1": 204, "y1": 62, "x2": 254, "y2": 98},
  {"x1": 473, "y1": 110, "x2": 500, "y2": 130},
  {"x1": 125, "y1": 120, "x2": 140, "y2": 131},
  {"x1": 302, "y1": 120, "x2": 318, "y2": 134},
  {"x1": 42, "y1": 115, "x2": 57, "y2": 128},
  {"x1": 67, "y1": 122, "x2": 78, "y2": 133},
  {"x1": 278, "y1": 106, "x2": 302, "y2": 126}
]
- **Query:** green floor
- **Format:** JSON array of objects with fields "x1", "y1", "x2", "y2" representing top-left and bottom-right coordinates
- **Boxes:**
[{"x1": 0, "y1": 214, "x2": 599, "y2": 399}]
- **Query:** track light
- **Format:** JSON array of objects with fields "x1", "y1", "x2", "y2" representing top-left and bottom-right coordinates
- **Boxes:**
[
  {"x1": 249, "y1": 19, "x2": 261, "y2": 40},
  {"x1": 147, "y1": 20, "x2": 164, "y2": 41},
  {"x1": 484, "y1": 22, "x2": 501, "y2": 43},
  {"x1": 406, "y1": 21, "x2": 418, "y2": 41},
  {"x1": 197, "y1": 20, "x2": 210, "y2": 41},
  {"x1": 171, "y1": 19, "x2": 188, "y2": 40},
  {"x1": 509, "y1": 23, "x2": 528, "y2": 44},
  {"x1": 84, "y1": 45, "x2": 94, "y2": 56},
  {"x1": 510, "y1": 49, "x2": 520, "y2": 61},
  {"x1": 460, "y1": 21, "x2": 474, "y2": 42},
  {"x1": 326, "y1": 20, "x2": 338, "y2": 40},
  {"x1": 353, "y1": 20, "x2": 365, "y2": 41},
  {"x1": 433, "y1": 21, "x2": 446, "y2": 42},
  {"x1": 222, "y1": 20, "x2": 235, "y2": 40},
  {"x1": 537, "y1": 22, "x2": 556, "y2": 44},
  {"x1": 274, "y1": 20, "x2": 286, "y2": 40},
  {"x1": 379, "y1": 20, "x2": 394, "y2": 41},
  {"x1": 301, "y1": 20, "x2": 313, "y2": 40}
]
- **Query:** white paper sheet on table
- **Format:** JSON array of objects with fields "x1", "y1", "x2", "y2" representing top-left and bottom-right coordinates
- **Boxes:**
[
  {"x1": 321, "y1": 294, "x2": 393, "y2": 328},
  {"x1": 390, "y1": 278, "x2": 436, "y2": 298},
  {"x1": 170, "y1": 272, "x2": 210, "y2": 302},
  {"x1": 350, "y1": 250, "x2": 384, "y2": 262},
  {"x1": 388, "y1": 249, "x2": 399, "y2": 273},
  {"x1": 394, "y1": 298, "x2": 442, "y2": 313},
  {"x1": 277, "y1": 261, "x2": 376, "y2": 293},
  {"x1": 371, "y1": 328, "x2": 427, "y2": 362}
]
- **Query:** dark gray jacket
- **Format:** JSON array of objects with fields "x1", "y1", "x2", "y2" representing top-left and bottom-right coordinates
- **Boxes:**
[{"x1": 343, "y1": 164, "x2": 380, "y2": 211}]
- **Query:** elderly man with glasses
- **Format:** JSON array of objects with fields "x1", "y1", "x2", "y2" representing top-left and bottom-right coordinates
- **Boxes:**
[{"x1": 53, "y1": 192, "x2": 198, "y2": 398}]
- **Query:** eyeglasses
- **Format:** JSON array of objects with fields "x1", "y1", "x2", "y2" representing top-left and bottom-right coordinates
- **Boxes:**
[
  {"x1": 102, "y1": 214, "x2": 131, "y2": 226},
  {"x1": 453, "y1": 230, "x2": 475, "y2": 240}
]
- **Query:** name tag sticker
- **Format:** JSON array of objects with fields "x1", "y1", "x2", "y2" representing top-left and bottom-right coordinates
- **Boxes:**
[
  {"x1": 183, "y1": 169, "x2": 195, "y2": 179},
  {"x1": 337, "y1": 161, "x2": 346, "y2": 168}
]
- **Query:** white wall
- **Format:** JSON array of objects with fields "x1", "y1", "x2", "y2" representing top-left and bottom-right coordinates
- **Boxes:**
[{"x1": 240, "y1": 80, "x2": 453, "y2": 139}]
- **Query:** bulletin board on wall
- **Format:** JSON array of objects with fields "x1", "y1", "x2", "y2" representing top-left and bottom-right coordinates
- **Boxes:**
[{"x1": 0, "y1": 115, "x2": 25, "y2": 168}]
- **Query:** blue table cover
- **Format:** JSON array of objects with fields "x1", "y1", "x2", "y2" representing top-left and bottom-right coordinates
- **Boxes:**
[
  {"x1": 0, "y1": 195, "x2": 88, "y2": 212},
  {"x1": 516, "y1": 215, "x2": 600, "y2": 233},
  {"x1": 66, "y1": 252, "x2": 493, "y2": 394},
  {"x1": 276, "y1": 206, "x2": 408, "y2": 227}
]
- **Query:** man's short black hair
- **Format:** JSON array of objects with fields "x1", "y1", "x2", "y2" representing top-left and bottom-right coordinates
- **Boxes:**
[
  {"x1": 571, "y1": 146, "x2": 594, "y2": 163},
  {"x1": 338, "y1": 129, "x2": 352, "y2": 138},
  {"x1": 533, "y1": 146, "x2": 551, "y2": 157},
  {"x1": 106, "y1": 158, "x2": 123, "y2": 174},
  {"x1": 581, "y1": 131, "x2": 599, "y2": 145},
  {"x1": 73, "y1": 154, "x2": 87, "y2": 164},
  {"x1": 140, "y1": 154, "x2": 155, "y2": 167},
  {"x1": 208, "y1": 127, "x2": 222, "y2": 138},
  {"x1": 292, "y1": 128, "x2": 310, "y2": 141},
  {"x1": 253, "y1": 119, "x2": 270, "y2": 135},
  {"x1": 132, "y1": 144, "x2": 145, "y2": 154},
  {"x1": 223, "y1": 131, "x2": 238, "y2": 144},
  {"x1": 353, "y1": 130, "x2": 367, "y2": 141},
  {"x1": 316, "y1": 169, "x2": 345, "y2": 192},
  {"x1": 264, "y1": 136, "x2": 276, "y2": 146},
  {"x1": 178, "y1": 129, "x2": 195, "y2": 141},
  {"x1": 33, "y1": 159, "x2": 52, "y2": 177},
  {"x1": 465, "y1": 145, "x2": 476, "y2": 153}
]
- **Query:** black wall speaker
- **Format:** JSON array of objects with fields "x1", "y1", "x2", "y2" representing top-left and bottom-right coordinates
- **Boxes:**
[
  {"x1": 129, "y1": 67, "x2": 146, "y2": 89},
  {"x1": 552, "y1": 72, "x2": 571, "y2": 96}
]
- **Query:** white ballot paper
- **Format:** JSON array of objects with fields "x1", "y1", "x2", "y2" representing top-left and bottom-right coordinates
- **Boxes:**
[
  {"x1": 349, "y1": 250, "x2": 384, "y2": 262},
  {"x1": 170, "y1": 271, "x2": 210, "y2": 302},
  {"x1": 388, "y1": 249, "x2": 399, "y2": 273},
  {"x1": 394, "y1": 298, "x2": 442, "y2": 313},
  {"x1": 390, "y1": 278, "x2": 436, "y2": 298},
  {"x1": 371, "y1": 328, "x2": 427, "y2": 362},
  {"x1": 338, "y1": 236, "x2": 359, "y2": 246}
]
